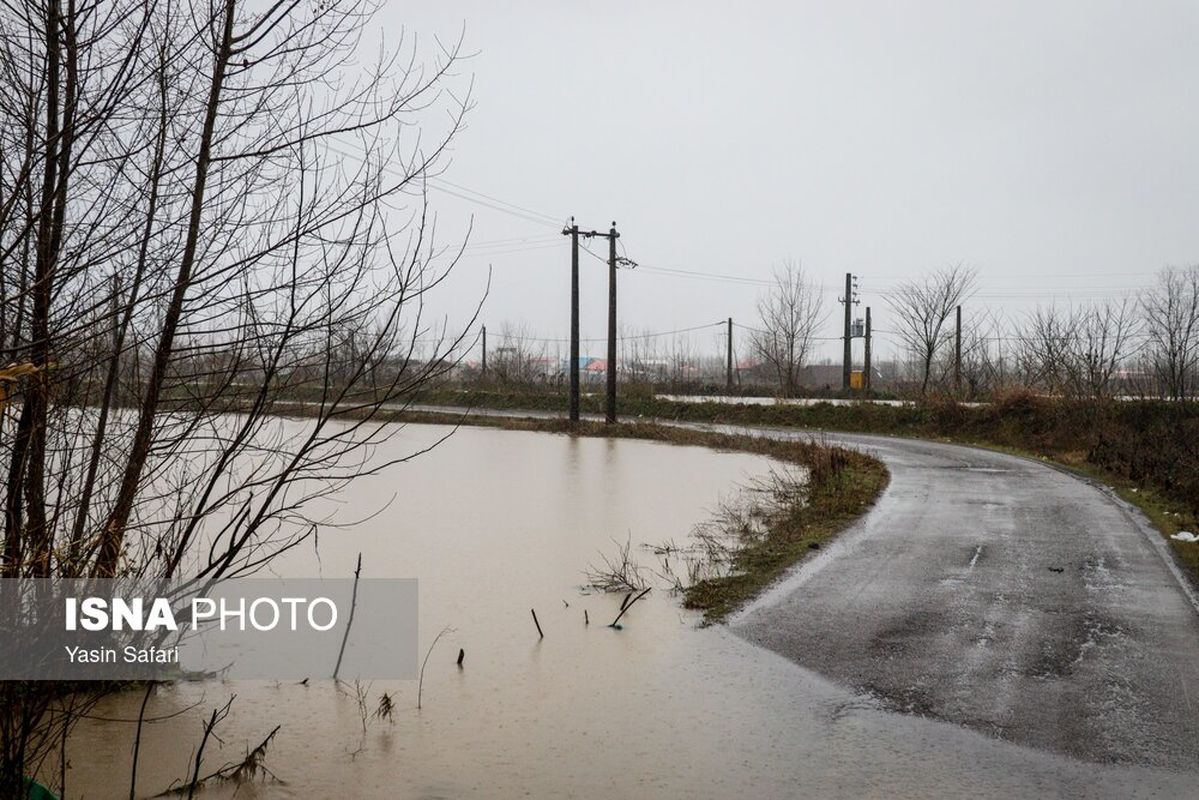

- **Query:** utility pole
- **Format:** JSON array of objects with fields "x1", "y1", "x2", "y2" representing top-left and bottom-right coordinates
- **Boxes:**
[
  {"x1": 606, "y1": 223, "x2": 619, "y2": 424},
  {"x1": 864, "y1": 307, "x2": 872, "y2": 392},
  {"x1": 562, "y1": 219, "x2": 580, "y2": 423},
  {"x1": 954, "y1": 305, "x2": 962, "y2": 396},
  {"x1": 726, "y1": 317, "x2": 734, "y2": 391},
  {"x1": 563, "y1": 220, "x2": 625, "y2": 423},
  {"x1": 840, "y1": 273, "x2": 858, "y2": 390},
  {"x1": 481, "y1": 324, "x2": 487, "y2": 378}
]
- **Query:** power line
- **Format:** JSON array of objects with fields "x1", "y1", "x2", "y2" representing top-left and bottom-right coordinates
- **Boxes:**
[
  {"x1": 319, "y1": 144, "x2": 1167, "y2": 303},
  {"x1": 459, "y1": 240, "x2": 564, "y2": 258},
  {"x1": 461, "y1": 233, "x2": 561, "y2": 251},
  {"x1": 632, "y1": 262, "x2": 1151, "y2": 299},
  {"x1": 425, "y1": 176, "x2": 562, "y2": 227},
  {"x1": 423, "y1": 180, "x2": 561, "y2": 229},
  {"x1": 731, "y1": 321, "x2": 844, "y2": 341},
  {"x1": 464, "y1": 321, "x2": 726, "y2": 346},
  {"x1": 635, "y1": 263, "x2": 772, "y2": 286},
  {"x1": 323, "y1": 142, "x2": 563, "y2": 231}
]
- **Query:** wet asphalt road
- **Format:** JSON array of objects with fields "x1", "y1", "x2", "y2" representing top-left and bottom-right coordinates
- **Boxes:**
[{"x1": 729, "y1": 429, "x2": 1199, "y2": 770}]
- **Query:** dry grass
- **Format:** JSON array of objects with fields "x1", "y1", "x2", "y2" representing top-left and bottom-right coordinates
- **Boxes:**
[{"x1": 679, "y1": 447, "x2": 887, "y2": 621}]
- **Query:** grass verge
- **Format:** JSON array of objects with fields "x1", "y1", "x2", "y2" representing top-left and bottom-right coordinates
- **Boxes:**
[{"x1": 679, "y1": 447, "x2": 888, "y2": 621}]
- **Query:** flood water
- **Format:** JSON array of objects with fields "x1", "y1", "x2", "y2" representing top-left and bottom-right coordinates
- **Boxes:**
[{"x1": 62, "y1": 423, "x2": 1190, "y2": 798}]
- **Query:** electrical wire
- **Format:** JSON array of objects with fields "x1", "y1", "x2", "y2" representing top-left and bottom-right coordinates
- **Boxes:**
[
  {"x1": 487, "y1": 321, "x2": 727, "y2": 345},
  {"x1": 323, "y1": 142, "x2": 1166, "y2": 303}
]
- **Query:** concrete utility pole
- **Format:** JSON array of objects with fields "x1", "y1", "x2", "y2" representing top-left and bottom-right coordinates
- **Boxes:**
[
  {"x1": 864, "y1": 307, "x2": 872, "y2": 392},
  {"x1": 563, "y1": 219, "x2": 580, "y2": 423},
  {"x1": 841, "y1": 273, "x2": 854, "y2": 390},
  {"x1": 726, "y1": 317, "x2": 734, "y2": 391},
  {"x1": 481, "y1": 324, "x2": 487, "y2": 377},
  {"x1": 955, "y1": 305, "x2": 962, "y2": 396},
  {"x1": 606, "y1": 223, "x2": 619, "y2": 424}
]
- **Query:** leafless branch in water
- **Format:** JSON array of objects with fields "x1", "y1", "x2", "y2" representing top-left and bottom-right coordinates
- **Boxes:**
[{"x1": 583, "y1": 534, "x2": 649, "y2": 593}]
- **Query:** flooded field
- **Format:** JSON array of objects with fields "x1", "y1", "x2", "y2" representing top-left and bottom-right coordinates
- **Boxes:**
[{"x1": 62, "y1": 424, "x2": 1190, "y2": 798}]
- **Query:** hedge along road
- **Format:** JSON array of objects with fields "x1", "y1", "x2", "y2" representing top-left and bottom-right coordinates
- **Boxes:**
[{"x1": 406, "y1": 404, "x2": 1199, "y2": 770}]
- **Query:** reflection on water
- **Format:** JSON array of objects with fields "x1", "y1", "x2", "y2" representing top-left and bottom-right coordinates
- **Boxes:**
[{"x1": 63, "y1": 424, "x2": 1190, "y2": 798}]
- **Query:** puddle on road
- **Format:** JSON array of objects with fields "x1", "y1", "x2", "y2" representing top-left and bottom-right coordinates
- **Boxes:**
[{"x1": 62, "y1": 424, "x2": 1192, "y2": 798}]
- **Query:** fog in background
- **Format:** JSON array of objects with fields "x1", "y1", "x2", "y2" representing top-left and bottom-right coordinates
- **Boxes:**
[{"x1": 381, "y1": 1, "x2": 1199, "y2": 363}]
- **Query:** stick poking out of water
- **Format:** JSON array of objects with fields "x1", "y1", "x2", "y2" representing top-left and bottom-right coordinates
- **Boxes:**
[
  {"x1": 457, "y1": 648, "x2": 465, "y2": 667},
  {"x1": 531, "y1": 608, "x2": 544, "y2": 638},
  {"x1": 609, "y1": 587, "x2": 651, "y2": 628},
  {"x1": 333, "y1": 552, "x2": 362, "y2": 682},
  {"x1": 129, "y1": 683, "x2": 154, "y2": 800}
]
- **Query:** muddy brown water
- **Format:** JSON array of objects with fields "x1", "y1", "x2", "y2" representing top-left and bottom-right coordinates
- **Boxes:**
[{"x1": 59, "y1": 424, "x2": 1191, "y2": 798}]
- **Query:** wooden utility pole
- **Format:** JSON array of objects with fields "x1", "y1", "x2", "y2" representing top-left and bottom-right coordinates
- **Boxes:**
[
  {"x1": 606, "y1": 223, "x2": 619, "y2": 424},
  {"x1": 864, "y1": 307, "x2": 872, "y2": 392},
  {"x1": 841, "y1": 272, "x2": 853, "y2": 390},
  {"x1": 481, "y1": 324, "x2": 487, "y2": 377},
  {"x1": 563, "y1": 219, "x2": 622, "y2": 423},
  {"x1": 726, "y1": 317, "x2": 734, "y2": 390},
  {"x1": 954, "y1": 305, "x2": 962, "y2": 396},
  {"x1": 565, "y1": 220, "x2": 580, "y2": 423}
]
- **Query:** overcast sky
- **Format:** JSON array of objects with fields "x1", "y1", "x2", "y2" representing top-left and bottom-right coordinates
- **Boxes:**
[{"x1": 376, "y1": 1, "x2": 1199, "y2": 362}]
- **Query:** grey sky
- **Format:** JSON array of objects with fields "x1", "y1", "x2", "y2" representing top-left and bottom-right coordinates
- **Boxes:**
[{"x1": 380, "y1": 1, "x2": 1199, "y2": 362}]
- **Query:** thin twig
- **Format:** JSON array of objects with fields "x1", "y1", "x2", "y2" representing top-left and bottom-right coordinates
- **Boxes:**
[{"x1": 418, "y1": 626, "x2": 453, "y2": 710}]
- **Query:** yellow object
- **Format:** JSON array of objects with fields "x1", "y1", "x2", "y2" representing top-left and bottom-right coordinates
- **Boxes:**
[
  {"x1": 0, "y1": 362, "x2": 41, "y2": 410},
  {"x1": 850, "y1": 370, "x2": 864, "y2": 390}
]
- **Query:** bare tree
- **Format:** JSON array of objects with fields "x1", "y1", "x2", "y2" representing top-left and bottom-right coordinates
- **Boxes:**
[
  {"x1": 886, "y1": 264, "x2": 976, "y2": 395},
  {"x1": 887, "y1": 266, "x2": 978, "y2": 398},
  {"x1": 1070, "y1": 299, "x2": 1141, "y2": 398},
  {"x1": 0, "y1": 0, "x2": 475, "y2": 790},
  {"x1": 491, "y1": 321, "x2": 547, "y2": 385},
  {"x1": 1016, "y1": 306, "x2": 1074, "y2": 395},
  {"x1": 751, "y1": 261, "x2": 825, "y2": 397},
  {"x1": 668, "y1": 333, "x2": 697, "y2": 390},
  {"x1": 1142, "y1": 266, "x2": 1199, "y2": 400},
  {"x1": 1017, "y1": 300, "x2": 1141, "y2": 399},
  {"x1": 621, "y1": 324, "x2": 664, "y2": 387},
  {"x1": 954, "y1": 309, "x2": 1005, "y2": 398}
]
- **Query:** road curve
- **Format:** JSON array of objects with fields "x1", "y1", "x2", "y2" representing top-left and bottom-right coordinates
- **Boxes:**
[
  {"x1": 727, "y1": 427, "x2": 1199, "y2": 769},
  {"x1": 407, "y1": 406, "x2": 1199, "y2": 769}
]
